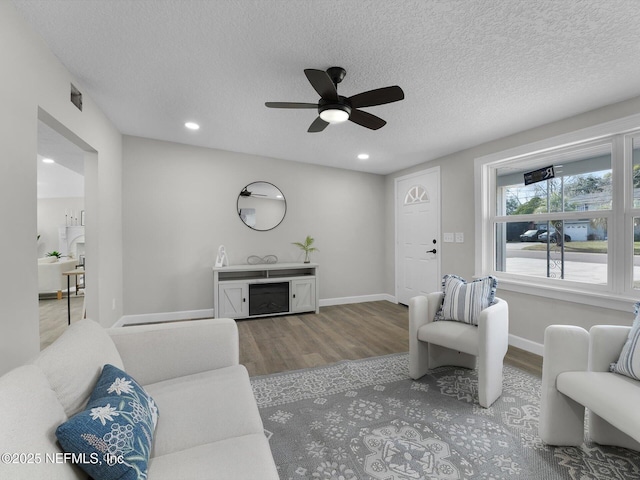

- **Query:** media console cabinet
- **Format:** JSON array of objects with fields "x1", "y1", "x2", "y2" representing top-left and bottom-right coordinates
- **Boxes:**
[{"x1": 212, "y1": 263, "x2": 319, "y2": 319}]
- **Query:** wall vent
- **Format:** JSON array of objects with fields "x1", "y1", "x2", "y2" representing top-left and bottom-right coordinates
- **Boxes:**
[{"x1": 70, "y1": 83, "x2": 83, "y2": 111}]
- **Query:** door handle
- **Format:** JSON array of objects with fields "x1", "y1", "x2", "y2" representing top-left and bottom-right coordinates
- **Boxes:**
[{"x1": 427, "y1": 249, "x2": 437, "y2": 254}]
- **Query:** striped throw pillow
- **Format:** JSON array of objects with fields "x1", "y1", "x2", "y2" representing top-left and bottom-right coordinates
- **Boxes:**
[
  {"x1": 610, "y1": 302, "x2": 640, "y2": 380},
  {"x1": 434, "y1": 275, "x2": 498, "y2": 326}
]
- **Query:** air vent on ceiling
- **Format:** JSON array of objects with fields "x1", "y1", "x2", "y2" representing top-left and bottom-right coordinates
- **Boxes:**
[{"x1": 70, "y1": 83, "x2": 82, "y2": 111}]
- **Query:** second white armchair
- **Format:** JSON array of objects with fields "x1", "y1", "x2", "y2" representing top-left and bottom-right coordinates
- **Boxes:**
[{"x1": 409, "y1": 292, "x2": 509, "y2": 408}]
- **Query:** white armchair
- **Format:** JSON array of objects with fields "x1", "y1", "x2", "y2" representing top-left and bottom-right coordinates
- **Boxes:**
[
  {"x1": 409, "y1": 292, "x2": 509, "y2": 408},
  {"x1": 540, "y1": 324, "x2": 640, "y2": 450}
]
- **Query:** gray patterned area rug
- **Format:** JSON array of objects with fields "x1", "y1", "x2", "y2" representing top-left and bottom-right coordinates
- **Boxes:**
[{"x1": 250, "y1": 353, "x2": 640, "y2": 480}]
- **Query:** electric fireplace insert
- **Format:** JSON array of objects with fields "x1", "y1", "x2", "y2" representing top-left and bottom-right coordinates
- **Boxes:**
[{"x1": 249, "y1": 282, "x2": 289, "y2": 316}]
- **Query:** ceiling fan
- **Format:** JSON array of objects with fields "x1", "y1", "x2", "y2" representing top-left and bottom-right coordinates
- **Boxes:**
[
  {"x1": 265, "y1": 67, "x2": 404, "y2": 133},
  {"x1": 239, "y1": 187, "x2": 266, "y2": 197}
]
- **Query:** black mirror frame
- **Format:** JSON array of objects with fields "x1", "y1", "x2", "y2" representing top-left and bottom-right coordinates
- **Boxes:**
[{"x1": 237, "y1": 181, "x2": 287, "y2": 232}]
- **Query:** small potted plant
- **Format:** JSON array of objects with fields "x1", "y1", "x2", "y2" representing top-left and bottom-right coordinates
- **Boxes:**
[
  {"x1": 46, "y1": 251, "x2": 63, "y2": 261},
  {"x1": 292, "y1": 235, "x2": 318, "y2": 263}
]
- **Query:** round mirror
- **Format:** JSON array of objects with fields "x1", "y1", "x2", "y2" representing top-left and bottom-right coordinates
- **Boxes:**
[{"x1": 237, "y1": 182, "x2": 287, "y2": 231}]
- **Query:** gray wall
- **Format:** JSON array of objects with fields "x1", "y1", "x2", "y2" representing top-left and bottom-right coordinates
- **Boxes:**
[
  {"x1": 386, "y1": 95, "x2": 640, "y2": 349},
  {"x1": 0, "y1": 2, "x2": 123, "y2": 374},
  {"x1": 122, "y1": 136, "x2": 387, "y2": 315}
]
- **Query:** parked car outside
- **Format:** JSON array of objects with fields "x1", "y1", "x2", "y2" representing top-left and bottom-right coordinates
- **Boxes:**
[
  {"x1": 538, "y1": 231, "x2": 571, "y2": 243},
  {"x1": 520, "y1": 229, "x2": 546, "y2": 242}
]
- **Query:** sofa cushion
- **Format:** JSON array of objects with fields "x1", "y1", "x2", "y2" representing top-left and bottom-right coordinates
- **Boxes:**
[
  {"x1": 557, "y1": 371, "x2": 640, "y2": 444},
  {"x1": 434, "y1": 274, "x2": 497, "y2": 325},
  {"x1": 147, "y1": 434, "x2": 279, "y2": 480},
  {"x1": 418, "y1": 320, "x2": 480, "y2": 356},
  {"x1": 610, "y1": 302, "x2": 640, "y2": 380},
  {"x1": 144, "y1": 365, "x2": 264, "y2": 457},
  {"x1": 0, "y1": 365, "x2": 84, "y2": 480},
  {"x1": 56, "y1": 364, "x2": 158, "y2": 480},
  {"x1": 34, "y1": 319, "x2": 124, "y2": 417}
]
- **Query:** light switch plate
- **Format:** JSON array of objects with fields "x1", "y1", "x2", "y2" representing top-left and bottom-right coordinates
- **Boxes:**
[
  {"x1": 455, "y1": 232, "x2": 464, "y2": 243},
  {"x1": 443, "y1": 233, "x2": 454, "y2": 243}
]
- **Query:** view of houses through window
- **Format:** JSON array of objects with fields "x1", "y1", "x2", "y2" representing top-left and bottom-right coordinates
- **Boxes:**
[
  {"x1": 495, "y1": 143, "x2": 612, "y2": 286},
  {"x1": 485, "y1": 132, "x2": 640, "y2": 296}
]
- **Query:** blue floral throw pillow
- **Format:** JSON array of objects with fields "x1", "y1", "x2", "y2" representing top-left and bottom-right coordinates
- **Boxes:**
[
  {"x1": 434, "y1": 274, "x2": 498, "y2": 326},
  {"x1": 610, "y1": 302, "x2": 640, "y2": 381},
  {"x1": 56, "y1": 364, "x2": 159, "y2": 480}
]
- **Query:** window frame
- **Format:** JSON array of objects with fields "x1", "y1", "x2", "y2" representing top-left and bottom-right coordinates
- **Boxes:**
[{"x1": 475, "y1": 113, "x2": 640, "y2": 312}]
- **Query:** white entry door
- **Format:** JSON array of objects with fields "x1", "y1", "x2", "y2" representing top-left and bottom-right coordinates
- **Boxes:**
[{"x1": 396, "y1": 167, "x2": 441, "y2": 305}]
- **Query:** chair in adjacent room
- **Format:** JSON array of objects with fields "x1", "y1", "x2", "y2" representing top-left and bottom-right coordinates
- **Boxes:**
[{"x1": 408, "y1": 291, "x2": 509, "y2": 408}]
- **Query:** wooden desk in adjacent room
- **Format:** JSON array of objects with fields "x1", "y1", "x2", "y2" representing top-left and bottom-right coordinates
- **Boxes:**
[{"x1": 62, "y1": 268, "x2": 84, "y2": 325}]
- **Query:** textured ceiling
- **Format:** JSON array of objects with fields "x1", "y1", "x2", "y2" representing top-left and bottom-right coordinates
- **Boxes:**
[{"x1": 12, "y1": 0, "x2": 640, "y2": 175}]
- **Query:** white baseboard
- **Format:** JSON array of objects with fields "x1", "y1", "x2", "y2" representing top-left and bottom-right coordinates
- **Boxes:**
[
  {"x1": 115, "y1": 295, "x2": 399, "y2": 326},
  {"x1": 114, "y1": 308, "x2": 214, "y2": 328},
  {"x1": 320, "y1": 294, "x2": 397, "y2": 307},
  {"x1": 508, "y1": 334, "x2": 543, "y2": 357}
]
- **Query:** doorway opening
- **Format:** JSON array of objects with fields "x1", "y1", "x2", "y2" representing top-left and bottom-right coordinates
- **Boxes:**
[{"x1": 36, "y1": 114, "x2": 95, "y2": 349}]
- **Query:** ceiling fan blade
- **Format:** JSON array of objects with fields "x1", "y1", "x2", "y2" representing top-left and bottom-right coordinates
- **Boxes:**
[
  {"x1": 304, "y1": 69, "x2": 338, "y2": 101},
  {"x1": 265, "y1": 102, "x2": 317, "y2": 109},
  {"x1": 348, "y1": 86, "x2": 404, "y2": 108},
  {"x1": 308, "y1": 116, "x2": 329, "y2": 133},
  {"x1": 349, "y1": 109, "x2": 387, "y2": 130}
]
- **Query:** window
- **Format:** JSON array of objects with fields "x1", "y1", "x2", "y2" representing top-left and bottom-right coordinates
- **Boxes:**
[
  {"x1": 475, "y1": 115, "x2": 640, "y2": 310},
  {"x1": 495, "y1": 217, "x2": 608, "y2": 283},
  {"x1": 404, "y1": 185, "x2": 429, "y2": 205},
  {"x1": 495, "y1": 143, "x2": 612, "y2": 286},
  {"x1": 633, "y1": 138, "x2": 640, "y2": 289}
]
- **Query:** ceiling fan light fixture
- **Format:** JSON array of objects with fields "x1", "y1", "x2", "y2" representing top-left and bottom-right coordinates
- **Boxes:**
[
  {"x1": 266, "y1": 67, "x2": 404, "y2": 132},
  {"x1": 319, "y1": 104, "x2": 351, "y2": 124}
]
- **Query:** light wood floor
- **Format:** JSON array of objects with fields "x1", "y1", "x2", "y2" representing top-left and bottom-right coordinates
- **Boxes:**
[
  {"x1": 238, "y1": 301, "x2": 409, "y2": 376},
  {"x1": 238, "y1": 301, "x2": 543, "y2": 378},
  {"x1": 39, "y1": 299, "x2": 543, "y2": 377},
  {"x1": 39, "y1": 294, "x2": 84, "y2": 350}
]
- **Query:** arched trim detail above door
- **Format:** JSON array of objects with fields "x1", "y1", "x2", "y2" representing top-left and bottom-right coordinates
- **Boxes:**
[{"x1": 404, "y1": 185, "x2": 429, "y2": 205}]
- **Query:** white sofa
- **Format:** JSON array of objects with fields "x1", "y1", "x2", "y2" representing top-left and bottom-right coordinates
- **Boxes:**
[
  {"x1": 0, "y1": 318, "x2": 279, "y2": 479},
  {"x1": 38, "y1": 257, "x2": 79, "y2": 299},
  {"x1": 540, "y1": 324, "x2": 640, "y2": 451}
]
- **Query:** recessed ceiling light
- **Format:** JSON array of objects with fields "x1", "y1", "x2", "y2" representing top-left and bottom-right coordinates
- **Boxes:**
[
  {"x1": 184, "y1": 122, "x2": 200, "y2": 130},
  {"x1": 357, "y1": 153, "x2": 370, "y2": 160},
  {"x1": 42, "y1": 158, "x2": 55, "y2": 164}
]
